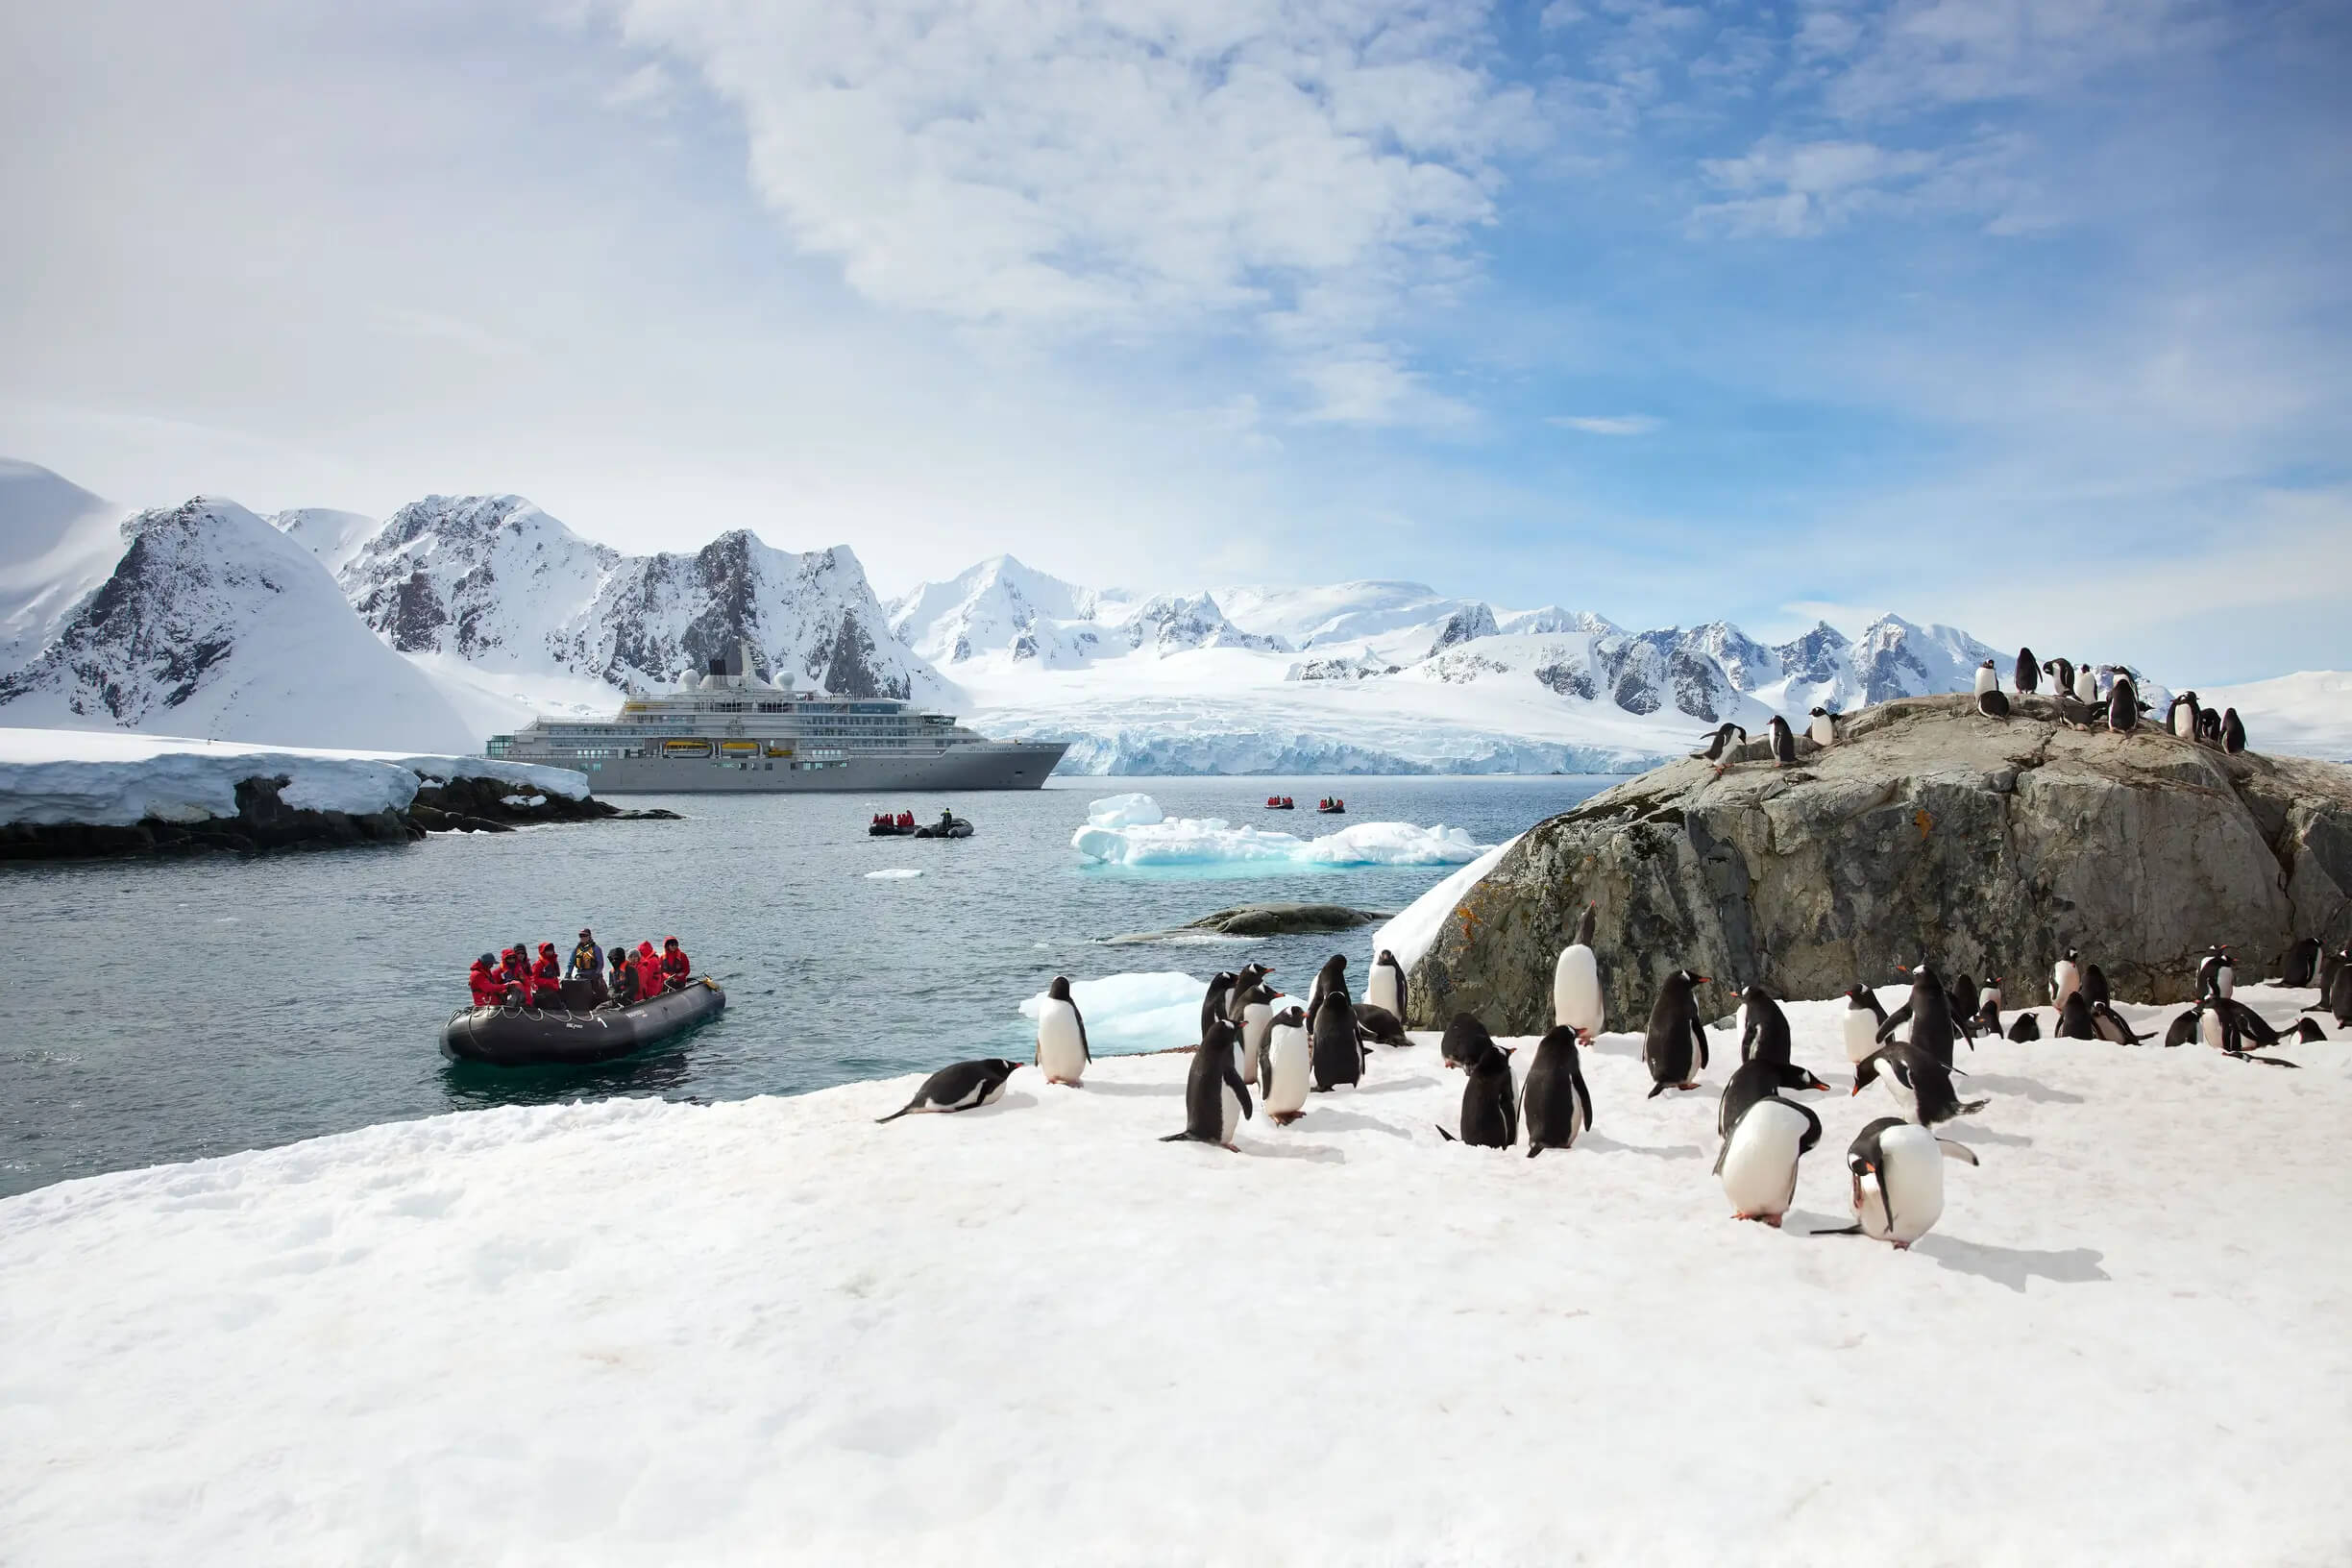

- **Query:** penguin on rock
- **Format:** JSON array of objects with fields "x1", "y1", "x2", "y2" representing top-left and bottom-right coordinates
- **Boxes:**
[
  {"x1": 1694, "y1": 723, "x2": 1748, "y2": 775},
  {"x1": 2108, "y1": 674, "x2": 2140, "y2": 734},
  {"x1": 2015, "y1": 648, "x2": 2040, "y2": 695},
  {"x1": 1972, "y1": 658, "x2": 1999, "y2": 699},
  {"x1": 1767, "y1": 715, "x2": 1799, "y2": 767},
  {"x1": 2073, "y1": 663, "x2": 2099, "y2": 704},
  {"x1": 2042, "y1": 656, "x2": 2076, "y2": 698},
  {"x1": 1808, "y1": 706, "x2": 1838, "y2": 748},
  {"x1": 2168, "y1": 692, "x2": 2200, "y2": 740},
  {"x1": 2221, "y1": 709, "x2": 2246, "y2": 754}
]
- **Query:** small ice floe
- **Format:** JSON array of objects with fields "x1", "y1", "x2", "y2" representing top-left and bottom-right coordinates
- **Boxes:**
[
  {"x1": 1070, "y1": 794, "x2": 1486, "y2": 870},
  {"x1": 1017, "y1": 970, "x2": 1203, "y2": 1053},
  {"x1": 864, "y1": 869, "x2": 924, "y2": 880}
]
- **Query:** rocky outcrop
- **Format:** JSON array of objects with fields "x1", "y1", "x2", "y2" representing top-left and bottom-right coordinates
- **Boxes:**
[
  {"x1": 1406, "y1": 694, "x2": 2352, "y2": 1029},
  {"x1": 1108, "y1": 903, "x2": 1390, "y2": 943}
]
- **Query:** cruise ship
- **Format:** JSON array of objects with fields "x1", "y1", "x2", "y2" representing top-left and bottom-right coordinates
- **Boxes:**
[{"x1": 487, "y1": 640, "x2": 1067, "y2": 793}]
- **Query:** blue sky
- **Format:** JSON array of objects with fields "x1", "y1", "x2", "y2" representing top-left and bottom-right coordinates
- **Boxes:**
[{"x1": 2, "y1": 0, "x2": 2346, "y2": 680}]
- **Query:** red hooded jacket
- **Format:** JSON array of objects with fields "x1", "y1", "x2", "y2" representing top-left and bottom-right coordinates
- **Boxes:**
[
  {"x1": 636, "y1": 943, "x2": 664, "y2": 996},
  {"x1": 661, "y1": 940, "x2": 691, "y2": 982},
  {"x1": 469, "y1": 960, "x2": 507, "y2": 1007}
]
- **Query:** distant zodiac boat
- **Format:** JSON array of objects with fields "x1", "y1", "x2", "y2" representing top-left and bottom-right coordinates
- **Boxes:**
[{"x1": 489, "y1": 638, "x2": 1066, "y2": 794}]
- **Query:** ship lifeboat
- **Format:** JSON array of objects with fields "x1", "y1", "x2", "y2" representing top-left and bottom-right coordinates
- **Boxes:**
[
  {"x1": 440, "y1": 978, "x2": 726, "y2": 1067},
  {"x1": 662, "y1": 738, "x2": 712, "y2": 758},
  {"x1": 719, "y1": 739, "x2": 761, "y2": 758}
]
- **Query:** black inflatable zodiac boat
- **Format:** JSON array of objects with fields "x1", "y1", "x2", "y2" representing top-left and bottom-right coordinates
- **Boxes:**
[{"x1": 440, "y1": 977, "x2": 726, "y2": 1067}]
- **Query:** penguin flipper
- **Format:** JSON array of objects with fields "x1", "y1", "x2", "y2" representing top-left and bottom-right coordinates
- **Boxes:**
[
  {"x1": 1075, "y1": 1007, "x2": 1091, "y2": 1063},
  {"x1": 1710, "y1": 1137, "x2": 1728, "y2": 1177},
  {"x1": 1159, "y1": 1130, "x2": 1208, "y2": 1143},
  {"x1": 1646, "y1": 1081, "x2": 1667, "y2": 1101},
  {"x1": 874, "y1": 1100, "x2": 920, "y2": 1124},
  {"x1": 1434, "y1": 1125, "x2": 1458, "y2": 1142},
  {"x1": 1936, "y1": 1139, "x2": 1980, "y2": 1165},
  {"x1": 1955, "y1": 1097, "x2": 1989, "y2": 1116}
]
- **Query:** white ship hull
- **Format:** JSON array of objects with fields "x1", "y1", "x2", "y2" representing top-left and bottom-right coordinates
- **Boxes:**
[{"x1": 541, "y1": 741, "x2": 1066, "y2": 794}]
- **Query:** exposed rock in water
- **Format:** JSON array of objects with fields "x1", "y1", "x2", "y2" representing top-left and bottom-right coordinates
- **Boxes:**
[
  {"x1": 1406, "y1": 693, "x2": 2352, "y2": 1027},
  {"x1": 1108, "y1": 902, "x2": 1391, "y2": 943}
]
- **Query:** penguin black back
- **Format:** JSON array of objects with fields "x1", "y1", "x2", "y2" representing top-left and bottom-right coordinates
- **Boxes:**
[
  {"x1": 2081, "y1": 964, "x2": 2111, "y2": 1007},
  {"x1": 1306, "y1": 954, "x2": 1349, "y2": 1019},
  {"x1": 1445, "y1": 1040, "x2": 1518, "y2": 1147},
  {"x1": 2015, "y1": 647, "x2": 2038, "y2": 694},
  {"x1": 1164, "y1": 1017, "x2": 1253, "y2": 1147},
  {"x1": 1643, "y1": 969, "x2": 1710, "y2": 1097},
  {"x1": 875, "y1": 1059, "x2": 1023, "y2": 1123},
  {"x1": 1978, "y1": 688, "x2": 2011, "y2": 719},
  {"x1": 1309, "y1": 989, "x2": 1362, "y2": 1090},
  {"x1": 1521, "y1": 1025, "x2": 1594, "y2": 1157},
  {"x1": 2282, "y1": 937, "x2": 2321, "y2": 990},
  {"x1": 2006, "y1": 1012, "x2": 2041, "y2": 1041},
  {"x1": 1201, "y1": 972, "x2": 1238, "y2": 1039},
  {"x1": 2056, "y1": 992, "x2": 2097, "y2": 1040},
  {"x1": 1768, "y1": 715, "x2": 1797, "y2": 766},
  {"x1": 1441, "y1": 1012, "x2": 1495, "y2": 1071},
  {"x1": 1877, "y1": 964, "x2": 1958, "y2": 1069},
  {"x1": 1738, "y1": 983, "x2": 1794, "y2": 1067},
  {"x1": 1352, "y1": 1001, "x2": 1409, "y2": 1047},
  {"x1": 2221, "y1": 708, "x2": 2246, "y2": 754},
  {"x1": 1853, "y1": 1043, "x2": 1984, "y2": 1127},
  {"x1": 1718, "y1": 1057, "x2": 1829, "y2": 1140}
]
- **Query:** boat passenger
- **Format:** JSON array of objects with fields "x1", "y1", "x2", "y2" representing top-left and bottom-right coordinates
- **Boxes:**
[
  {"x1": 939, "y1": 809, "x2": 956, "y2": 832},
  {"x1": 609, "y1": 947, "x2": 641, "y2": 1006},
  {"x1": 499, "y1": 947, "x2": 534, "y2": 1004},
  {"x1": 661, "y1": 937, "x2": 692, "y2": 989},
  {"x1": 898, "y1": 810, "x2": 915, "y2": 827},
  {"x1": 532, "y1": 943, "x2": 562, "y2": 995},
  {"x1": 635, "y1": 941, "x2": 663, "y2": 999},
  {"x1": 568, "y1": 929, "x2": 602, "y2": 978},
  {"x1": 469, "y1": 954, "x2": 507, "y2": 1008}
]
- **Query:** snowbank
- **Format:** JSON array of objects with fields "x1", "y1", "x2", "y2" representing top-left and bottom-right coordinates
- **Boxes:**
[
  {"x1": 1371, "y1": 830, "x2": 1523, "y2": 971},
  {"x1": 1016, "y1": 969, "x2": 1203, "y2": 1052},
  {"x1": 5, "y1": 987, "x2": 2347, "y2": 1561},
  {"x1": 0, "y1": 726, "x2": 586, "y2": 827},
  {"x1": 1070, "y1": 795, "x2": 1488, "y2": 870}
]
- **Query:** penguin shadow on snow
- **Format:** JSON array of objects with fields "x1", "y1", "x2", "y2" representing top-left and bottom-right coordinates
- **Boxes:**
[
  {"x1": 1909, "y1": 1236, "x2": 2110, "y2": 1292},
  {"x1": 1238, "y1": 1139, "x2": 1346, "y2": 1164},
  {"x1": 1962, "y1": 1073, "x2": 2086, "y2": 1105},
  {"x1": 1296, "y1": 1108, "x2": 1409, "y2": 1139},
  {"x1": 1070, "y1": 1080, "x2": 1180, "y2": 1098},
  {"x1": 1951, "y1": 1122, "x2": 2033, "y2": 1147},
  {"x1": 1577, "y1": 1132, "x2": 1705, "y2": 1162},
  {"x1": 1350, "y1": 1074, "x2": 1442, "y2": 1096}
]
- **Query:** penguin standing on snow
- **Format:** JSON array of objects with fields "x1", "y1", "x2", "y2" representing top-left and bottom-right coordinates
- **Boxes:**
[
  {"x1": 1767, "y1": 714, "x2": 1799, "y2": 767},
  {"x1": 2082, "y1": 964, "x2": 2112, "y2": 1008},
  {"x1": 1366, "y1": 949, "x2": 1408, "y2": 1022},
  {"x1": 1821, "y1": 1116, "x2": 1978, "y2": 1249},
  {"x1": 2196, "y1": 944, "x2": 2234, "y2": 1000},
  {"x1": 2056, "y1": 991, "x2": 2099, "y2": 1040},
  {"x1": 1694, "y1": 722, "x2": 1748, "y2": 775},
  {"x1": 875, "y1": 1059, "x2": 1023, "y2": 1122},
  {"x1": 2282, "y1": 937, "x2": 2321, "y2": 990},
  {"x1": 2108, "y1": 674, "x2": 2140, "y2": 734},
  {"x1": 2090, "y1": 998, "x2": 2148, "y2": 1043},
  {"x1": 1643, "y1": 969, "x2": 1711, "y2": 1098},
  {"x1": 1715, "y1": 1060, "x2": 1829, "y2": 1228},
  {"x1": 1200, "y1": 971, "x2": 1238, "y2": 1040},
  {"x1": 1738, "y1": 982, "x2": 1796, "y2": 1067},
  {"x1": 1553, "y1": 904, "x2": 1605, "y2": 1040},
  {"x1": 1162, "y1": 1017, "x2": 1253, "y2": 1150},
  {"x1": 2052, "y1": 948, "x2": 2083, "y2": 1009},
  {"x1": 1842, "y1": 984, "x2": 1889, "y2": 1064},
  {"x1": 1520, "y1": 1025, "x2": 1595, "y2": 1157},
  {"x1": 1352, "y1": 1001, "x2": 1409, "y2": 1048},
  {"x1": 2016, "y1": 648, "x2": 2040, "y2": 695},
  {"x1": 2007, "y1": 1012, "x2": 2042, "y2": 1041},
  {"x1": 1306, "y1": 954, "x2": 1349, "y2": 1022},
  {"x1": 1808, "y1": 707, "x2": 1838, "y2": 748},
  {"x1": 1436, "y1": 1039, "x2": 1518, "y2": 1147},
  {"x1": 1852, "y1": 1043, "x2": 1986, "y2": 1127},
  {"x1": 1035, "y1": 976, "x2": 1092, "y2": 1087},
  {"x1": 1946, "y1": 972, "x2": 1981, "y2": 1038},
  {"x1": 1232, "y1": 979, "x2": 1277, "y2": 1082},
  {"x1": 1974, "y1": 977, "x2": 2004, "y2": 1038},
  {"x1": 1261, "y1": 1006, "x2": 1311, "y2": 1122},
  {"x1": 1875, "y1": 962, "x2": 1960, "y2": 1069},
  {"x1": 1441, "y1": 1012, "x2": 1497, "y2": 1071},
  {"x1": 1309, "y1": 989, "x2": 1363, "y2": 1092}
]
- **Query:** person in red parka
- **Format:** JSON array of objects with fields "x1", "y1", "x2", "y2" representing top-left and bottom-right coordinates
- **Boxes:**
[
  {"x1": 635, "y1": 942, "x2": 663, "y2": 999},
  {"x1": 532, "y1": 943, "x2": 562, "y2": 993},
  {"x1": 661, "y1": 937, "x2": 692, "y2": 989},
  {"x1": 499, "y1": 947, "x2": 533, "y2": 1003},
  {"x1": 469, "y1": 954, "x2": 507, "y2": 1008}
]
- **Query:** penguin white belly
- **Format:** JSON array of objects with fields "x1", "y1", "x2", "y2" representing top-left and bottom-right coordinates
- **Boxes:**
[
  {"x1": 1219, "y1": 1080, "x2": 1246, "y2": 1143},
  {"x1": 2052, "y1": 963, "x2": 2079, "y2": 1007},
  {"x1": 1842, "y1": 1009, "x2": 1881, "y2": 1064},
  {"x1": 2217, "y1": 968, "x2": 2234, "y2": 999},
  {"x1": 1973, "y1": 665, "x2": 1997, "y2": 698},
  {"x1": 1264, "y1": 1026, "x2": 1311, "y2": 1116},
  {"x1": 1366, "y1": 967, "x2": 1401, "y2": 1017},
  {"x1": 1554, "y1": 945, "x2": 1603, "y2": 1035},
  {"x1": 1809, "y1": 715, "x2": 1834, "y2": 747},
  {"x1": 1874, "y1": 1070, "x2": 1921, "y2": 1124},
  {"x1": 1863, "y1": 1126, "x2": 1946, "y2": 1243},
  {"x1": 2173, "y1": 707, "x2": 2194, "y2": 738},
  {"x1": 1721, "y1": 1101, "x2": 1806, "y2": 1220},
  {"x1": 1240, "y1": 1002, "x2": 1272, "y2": 1081},
  {"x1": 1036, "y1": 1001, "x2": 1088, "y2": 1083},
  {"x1": 2200, "y1": 1009, "x2": 2226, "y2": 1050},
  {"x1": 2074, "y1": 671, "x2": 2097, "y2": 702}
]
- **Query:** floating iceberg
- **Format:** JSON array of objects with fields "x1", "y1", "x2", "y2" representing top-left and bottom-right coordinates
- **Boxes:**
[
  {"x1": 1070, "y1": 796, "x2": 1488, "y2": 870},
  {"x1": 864, "y1": 868, "x2": 924, "y2": 880},
  {"x1": 1017, "y1": 970, "x2": 1204, "y2": 1053}
]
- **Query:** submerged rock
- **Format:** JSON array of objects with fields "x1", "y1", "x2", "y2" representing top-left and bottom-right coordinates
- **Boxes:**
[
  {"x1": 1407, "y1": 693, "x2": 2352, "y2": 1027},
  {"x1": 1108, "y1": 902, "x2": 1390, "y2": 943}
]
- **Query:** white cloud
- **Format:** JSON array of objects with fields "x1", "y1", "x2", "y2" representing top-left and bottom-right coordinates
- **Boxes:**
[
  {"x1": 1691, "y1": 136, "x2": 1969, "y2": 235},
  {"x1": 1548, "y1": 413, "x2": 1659, "y2": 434}
]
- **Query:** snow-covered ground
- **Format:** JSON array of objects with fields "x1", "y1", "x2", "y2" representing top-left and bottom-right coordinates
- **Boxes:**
[
  {"x1": 0, "y1": 725, "x2": 586, "y2": 826},
  {"x1": 5, "y1": 985, "x2": 2346, "y2": 1562},
  {"x1": 2200, "y1": 673, "x2": 2352, "y2": 760}
]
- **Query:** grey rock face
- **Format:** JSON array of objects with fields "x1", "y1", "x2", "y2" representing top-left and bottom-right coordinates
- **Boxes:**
[{"x1": 1406, "y1": 694, "x2": 2352, "y2": 1030}]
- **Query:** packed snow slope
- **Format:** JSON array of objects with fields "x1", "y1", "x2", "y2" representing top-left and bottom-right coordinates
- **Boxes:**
[
  {"x1": 0, "y1": 725, "x2": 586, "y2": 827},
  {"x1": 5, "y1": 987, "x2": 2347, "y2": 1563}
]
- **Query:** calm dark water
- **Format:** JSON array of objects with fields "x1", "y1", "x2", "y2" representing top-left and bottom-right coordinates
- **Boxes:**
[{"x1": 1, "y1": 775, "x2": 1612, "y2": 1196}]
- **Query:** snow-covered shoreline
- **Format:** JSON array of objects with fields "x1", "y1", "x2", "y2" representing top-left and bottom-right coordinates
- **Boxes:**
[
  {"x1": 5, "y1": 987, "x2": 2346, "y2": 1562},
  {"x1": 0, "y1": 725, "x2": 585, "y2": 828}
]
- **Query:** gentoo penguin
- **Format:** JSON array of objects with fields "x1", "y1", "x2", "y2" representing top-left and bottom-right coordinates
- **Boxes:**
[
  {"x1": 2221, "y1": 708, "x2": 2246, "y2": 754},
  {"x1": 1520, "y1": 1025, "x2": 1595, "y2": 1157},
  {"x1": 2042, "y1": 656, "x2": 2075, "y2": 698},
  {"x1": 1226, "y1": 963, "x2": 1272, "y2": 1017},
  {"x1": 2162, "y1": 1006, "x2": 2198, "y2": 1047},
  {"x1": 1034, "y1": 976, "x2": 1091, "y2": 1087},
  {"x1": 1261, "y1": 1006, "x2": 1311, "y2": 1123},
  {"x1": 1366, "y1": 948, "x2": 1408, "y2": 1022},
  {"x1": 2054, "y1": 692, "x2": 2102, "y2": 730},
  {"x1": 2072, "y1": 662, "x2": 2098, "y2": 704},
  {"x1": 2056, "y1": 991, "x2": 2098, "y2": 1040},
  {"x1": 2219, "y1": 996, "x2": 2284, "y2": 1045},
  {"x1": 1440, "y1": 1012, "x2": 1496, "y2": 1072},
  {"x1": 875, "y1": 1059, "x2": 1022, "y2": 1122},
  {"x1": 1852, "y1": 1043, "x2": 1986, "y2": 1127},
  {"x1": 1436, "y1": 1039, "x2": 1518, "y2": 1148},
  {"x1": 1842, "y1": 984, "x2": 1889, "y2": 1064},
  {"x1": 1200, "y1": 971, "x2": 1238, "y2": 1040},
  {"x1": 2282, "y1": 936, "x2": 2321, "y2": 990},
  {"x1": 1945, "y1": 971, "x2": 1981, "y2": 1037},
  {"x1": 2089, "y1": 998, "x2": 2148, "y2": 1043},
  {"x1": 2051, "y1": 948, "x2": 2082, "y2": 1009},
  {"x1": 2006, "y1": 1012, "x2": 2042, "y2": 1041},
  {"x1": 1308, "y1": 989, "x2": 1362, "y2": 1092},
  {"x1": 1162, "y1": 1017, "x2": 1253, "y2": 1150},
  {"x1": 1808, "y1": 706, "x2": 1837, "y2": 747},
  {"x1": 1767, "y1": 714, "x2": 1798, "y2": 767},
  {"x1": 2196, "y1": 944, "x2": 2234, "y2": 1000},
  {"x1": 2081, "y1": 963, "x2": 2112, "y2": 1008},
  {"x1": 2317, "y1": 944, "x2": 2350, "y2": 1009},
  {"x1": 1978, "y1": 687, "x2": 2011, "y2": 720},
  {"x1": 1972, "y1": 658, "x2": 1998, "y2": 698},
  {"x1": 1823, "y1": 1116, "x2": 1978, "y2": 1249},
  {"x1": 1718, "y1": 1056, "x2": 1831, "y2": 1142},
  {"x1": 2197, "y1": 705, "x2": 2221, "y2": 744},
  {"x1": 1693, "y1": 722, "x2": 1748, "y2": 774},
  {"x1": 2295, "y1": 1017, "x2": 2328, "y2": 1042},
  {"x1": 1552, "y1": 904, "x2": 1605, "y2": 1040},
  {"x1": 1643, "y1": 969, "x2": 1711, "y2": 1098},
  {"x1": 2107, "y1": 674, "x2": 2139, "y2": 734},
  {"x1": 1306, "y1": 954, "x2": 1349, "y2": 1022},
  {"x1": 2015, "y1": 647, "x2": 2039, "y2": 695},
  {"x1": 1875, "y1": 962, "x2": 1959, "y2": 1070},
  {"x1": 1974, "y1": 977, "x2": 2003, "y2": 1038},
  {"x1": 1715, "y1": 1063, "x2": 1828, "y2": 1228},
  {"x1": 1738, "y1": 983, "x2": 1794, "y2": 1067},
  {"x1": 1233, "y1": 980, "x2": 1276, "y2": 1082},
  {"x1": 2168, "y1": 692, "x2": 2200, "y2": 739},
  {"x1": 2177, "y1": 999, "x2": 2300, "y2": 1066},
  {"x1": 1352, "y1": 1002, "x2": 1409, "y2": 1047}
]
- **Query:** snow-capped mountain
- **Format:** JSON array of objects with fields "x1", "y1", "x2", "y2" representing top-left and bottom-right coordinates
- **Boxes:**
[
  {"x1": 885, "y1": 555, "x2": 1108, "y2": 669},
  {"x1": 0, "y1": 497, "x2": 477, "y2": 752},
  {"x1": 1, "y1": 459, "x2": 125, "y2": 672}
]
